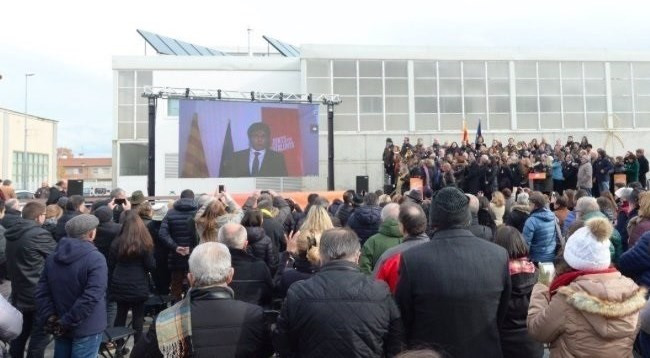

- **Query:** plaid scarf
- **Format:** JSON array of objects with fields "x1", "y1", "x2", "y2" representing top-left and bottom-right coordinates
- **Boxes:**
[{"x1": 156, "y1": 291, "x2": 193, "y2": 357}]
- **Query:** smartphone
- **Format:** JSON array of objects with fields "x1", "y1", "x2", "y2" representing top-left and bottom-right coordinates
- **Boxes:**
[
  {"x1": 114, "y1": 198, "x2": 126, "y2": 205},
  {"x1": 218, "y1": 185, "x2": 225, "y2": 193}
]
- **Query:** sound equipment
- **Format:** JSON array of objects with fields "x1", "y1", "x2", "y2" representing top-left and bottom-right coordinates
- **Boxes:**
[
  {"x1": 356, "y1": 175, "x2": 369, "y2": 195},
  {"x1": 68, "y1": 179, "x2": 84, "y2": 196}
]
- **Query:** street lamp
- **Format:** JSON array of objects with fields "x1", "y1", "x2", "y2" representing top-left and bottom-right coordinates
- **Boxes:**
[{"x1": 24, "y1": 73, "x2": 35, "y2": 190}]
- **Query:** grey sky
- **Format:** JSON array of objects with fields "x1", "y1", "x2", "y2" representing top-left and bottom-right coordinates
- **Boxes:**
[{"x1": 1, "y1": 0, "x2": 649, "y2": 156}]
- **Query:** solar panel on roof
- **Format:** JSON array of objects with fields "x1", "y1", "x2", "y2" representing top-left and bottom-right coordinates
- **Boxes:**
[
  {"x1": 262, "y1": 35, "x2": 301, "y2": 57},
  {"x1": 136, "y1": 29, "x2": 227, "y2": 56}
]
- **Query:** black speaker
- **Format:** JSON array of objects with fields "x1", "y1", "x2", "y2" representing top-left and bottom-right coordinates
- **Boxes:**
[
  {"x1": 68, "y1": 179, "x2": 84, "y2": 196},
  {"x1": 356, "y1": 176, "x2": 369, "y2": 195}
]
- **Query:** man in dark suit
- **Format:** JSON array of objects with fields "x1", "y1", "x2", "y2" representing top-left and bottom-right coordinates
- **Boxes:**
[{"x1": 221, "y1": 122, "x2": 288, "y2": 177}]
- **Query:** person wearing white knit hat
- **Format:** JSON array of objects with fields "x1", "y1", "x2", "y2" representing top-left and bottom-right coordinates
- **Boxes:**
[
  {"x1": 527, "y1": 216, "x2": 646, "y2": 357},
  {"x1": 563, "y1": 217, "x2": 612, "y2": 271}
]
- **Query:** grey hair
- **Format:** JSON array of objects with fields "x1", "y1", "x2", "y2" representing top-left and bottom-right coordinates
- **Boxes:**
[
  {"x1": 575, "y1": 197, "x2": 600, "y2": 215},
  {"x1": 319, "y1": 228, "x2": 361, "y2": 264},
  {"x1": 516, "y1": 192, "x2": 529, "y2": 205},
  {"x1": 217, "y1": 223, "x2": 248, "y2": 249},
  {"x1": 381, "y1": 203, "x2": 400, "y2": 222},
  {"x1": 188, "y1": 242, "x2": 232, "y2": 287},
  {"x1": 110, "y1": 187, "x2": 126, "y2": 198},
  {"x1": 5, "y1": 199, "x2": 18, "y2": 210}
]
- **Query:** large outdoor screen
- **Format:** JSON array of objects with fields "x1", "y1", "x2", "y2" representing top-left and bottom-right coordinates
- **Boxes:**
[{"x1": 178, "y1": 100, "x2": 319, "y2": 178}]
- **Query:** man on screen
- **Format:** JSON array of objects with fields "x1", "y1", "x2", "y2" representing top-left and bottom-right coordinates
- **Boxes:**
[{"x1": 222, "y1": 122, "x2": 288, "y2": 177}]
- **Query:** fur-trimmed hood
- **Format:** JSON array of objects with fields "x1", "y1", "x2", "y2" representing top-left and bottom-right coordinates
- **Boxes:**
[
  {"x1": 558, "y1": 273, "x2": 647, "y2": 339},
  {"x1": 511, "y1": 204, "x2": 531, "y2": 214}
]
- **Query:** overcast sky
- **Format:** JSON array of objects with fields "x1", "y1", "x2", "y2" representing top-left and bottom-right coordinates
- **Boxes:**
[{"x1": 1, "y1": 0, "x2": 649, "y2": 156}]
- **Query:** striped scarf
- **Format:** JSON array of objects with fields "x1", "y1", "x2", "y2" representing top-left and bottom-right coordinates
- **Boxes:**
[{"x1": 156, "y1": 292, "x2": 193, "y2": 357}]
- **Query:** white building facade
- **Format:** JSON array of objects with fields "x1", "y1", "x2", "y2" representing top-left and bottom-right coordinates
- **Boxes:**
[{"x1": 113, "y1": 45, "x2": 650, "y2": 194}]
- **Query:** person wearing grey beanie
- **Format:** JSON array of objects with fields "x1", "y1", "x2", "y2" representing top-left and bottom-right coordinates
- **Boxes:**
[{"x1": 396, "y1": 186, "x2": 511, "y2": 358}]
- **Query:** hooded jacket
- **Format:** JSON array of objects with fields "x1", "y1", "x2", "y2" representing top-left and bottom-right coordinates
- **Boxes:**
[
  {"x1": 0, "y1": 209, "x2": 22, "y2": 230},
  {"x1": 35, "y1": 237, "x2": 107, "y2": 338},
  {"x1": 360, "y1": 218, "x2": 402, "y2": 274},
  {"x1": 93, "y1": 206, "x2": 122, "y2": 260},
  {"x1": 527, "y1": 272, "x2": 645, "y2": 358},
  {"x1": 523, "y1": 207, "x2": 557, "y2": 263},
  {"x1": 347, "y1": 205, "x2": 382, "y2": 245},
  {"x1": 158, "y1": 198, "x2": 197, "y2": 271},
  {"x1": 5, "y1": 219, "x2": 56, "y2": 311},
  {"x1": 245, "y1": 226, "x2": 278, "y2": 273}
]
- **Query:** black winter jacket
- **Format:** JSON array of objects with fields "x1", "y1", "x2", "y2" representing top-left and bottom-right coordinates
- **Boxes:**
[
  {"x1": 5, "y1": 219, "x2": 57, "y2": 311},
  {"x1": 108, "y1": 244, "x2": 156, "y2": 302},
  {"x1": 229, "y1": 248, "x2": 273, "y2": 307},
  {"x1": 501, "y1": 269, "x2": 544, "y2": 358},
  {"x1": 347, "y1": 205, "x2": 382, "y2": 245},
  {"x1": 395, "y1": 228, "x2": 511, "y2": 358},
  {"x1": 1, "y1": 209, "x2": 22, "y2": 230},
  {"x1": 131, "y1": 286, "x2": 273, "y2": 358},
  {"x1": 336, "y1": 204, "x2": 356, "y2": 227},
  {"x1": 273, "y1": 252, "x2": 318, "y2": 299},
  {"x1": 158, "y1": 198, "x2": 197, "y2": 271},
  {"x1": 464, "y1": 162, "x2": 482, "y2": 195},
  {"x1": 246, "y1": 226, "x2": 278, "y2": 273},
  {"x1": 55, "y1": 210, "x2": 80, "y2": 241},
  {"x1": 95, "y1": 221, "x2": 122, "y2": 260},
  {"x1": 274, "y1": 260, "x2": 404, "y2": 357},
  {"x1": 262, "y1": 215, "x2": 286, "y2": 254},
  {"x1": 504, "y1": 205, "x2": 531, "y2": 233}
]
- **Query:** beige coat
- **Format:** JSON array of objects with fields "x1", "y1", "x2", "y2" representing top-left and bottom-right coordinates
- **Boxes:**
[
  {"x1": 489, "y1": 203, "x2": 505, "y2": 226},
  {"x1": 527, "y1": 272, "x2": 646, "y2": 357}
]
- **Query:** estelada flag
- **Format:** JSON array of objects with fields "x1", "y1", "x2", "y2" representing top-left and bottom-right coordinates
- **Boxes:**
[
  {"x1": 261, "y1": 107, "x2": 304, "y2": 176},
  {"x1": 462, "y1": 120, "x2": 469, "y2": 143}
]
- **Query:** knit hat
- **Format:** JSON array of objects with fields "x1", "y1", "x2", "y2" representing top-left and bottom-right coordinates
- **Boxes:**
[
  {"x1": 430, "y1": 187, "x2": 471, "y2": 229},
  {"x1": 129, "y1": 190, "x2": 146, "y2": 205},
  {"x1": 563, "y1": 217, "x2": 613, "y2": 271},
  {"x1": 65, "y1": 214, "x2": 100, "y2": 238},
  {"x1": 152, "y1": 203, "x2": 168, "y2": 221},
  {"x1": 93, "y1": 206, "x2": 113, "y2": 223}
]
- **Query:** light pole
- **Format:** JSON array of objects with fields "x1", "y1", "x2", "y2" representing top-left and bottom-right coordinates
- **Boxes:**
[{"x1": 24, "y1": 73, "x2": 35, "y2": 190}]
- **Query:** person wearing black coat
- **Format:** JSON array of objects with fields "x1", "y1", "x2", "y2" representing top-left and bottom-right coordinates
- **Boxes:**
[
  {"x1": 45, "y1": 181, "x2": 66, "y2": 206},
  {"x1": 498, "y1": 163, "x2": 514, "y2": 191},
  {"x1": 131, "y1": 242, "x2": 273, "y2": 358},
  {"x1": 273, "y1": 228, "x2": 404, "y2": 357},
  {"x1": 219, "y1": 223, "x2": 273, "y2": 307},
  {"x1": 157, "y1": 191, "x2": 197, "y2": 301},
  {"x1": 273, "y1": 251, "x2": 319, "y2": 299},
  {"x1": 242, "y1": 209, "x2": 279, "y2": 274},
  {"x1": 346, "y1": 193, "x2": 382, "y2": 245},
  {"x1": 93, "y1": 206, "x2": 122, "y2": 260},
  {"x1": 0, "y1": 201, "x2": 22, "y2": 230},
  {"x1": 493, "y1": 226, "x2": 544, "y2": 358},
  {"x1": 148, "y1": 204, "x2": 170, "y2": 295},
  {"x1": 257, "y1": 201, "x2": 287, "y2": 254},
  {"x1": 398, "y1": 187, "x2": 511, "y2": 358},
  {"x1": 108, "y1": 211, "x2": 156, "y2": 343},
  {"x1": 335, "y1": 190, "x2": 357, "y2": 227},
  {"x1": 562, "y1": 155, "x2": 579, "y2": 190},
  {"x1": 54, "y1": 195, "x2": 85, "y2": 241},
  {"x1": 5, "y1": 202, "x2": 56, "y2": 358},
  {"x1": 464, "y1": 160, "x2": 482, "y2": 195},
  {"x1": 638, "y1": 149, "x2": 649, "y2": 189}
]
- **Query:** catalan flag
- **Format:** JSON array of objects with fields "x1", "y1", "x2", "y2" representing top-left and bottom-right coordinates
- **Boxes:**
[{"x1": 181, "y1": 113, "x2": 210, "y2": 178}]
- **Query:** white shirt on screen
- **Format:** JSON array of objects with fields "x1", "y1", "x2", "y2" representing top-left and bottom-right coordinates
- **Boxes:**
[{"x1": 249, "y1": 148, "x2": 266, "y2": 174}]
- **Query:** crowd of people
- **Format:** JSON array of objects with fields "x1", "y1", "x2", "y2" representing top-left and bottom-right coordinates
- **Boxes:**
[{"x1": 1, "y1": 135, "x2": 650, "y2": 357}]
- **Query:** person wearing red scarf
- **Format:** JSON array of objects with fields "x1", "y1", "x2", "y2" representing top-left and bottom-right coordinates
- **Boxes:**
[{"x1": 527, "y1": 217, "x2": 646, "y2": 357}]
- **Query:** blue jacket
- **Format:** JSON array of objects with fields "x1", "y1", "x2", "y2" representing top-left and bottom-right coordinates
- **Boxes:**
[
  {"x1": 562, "y1": 210, "x2": 577, "y2": 236},
  {"x1": 522, "y1": 208, "x2": 557, "y2": 263},
  {"x1": 347, "y1": 205, "x2": 382, "y2": 245},
  {"x1": 551, "y1": 160, "x2": 564, "y2": 180},
  {"x1": 36, "y1": 237, "x2": 107, "y2": 338},
  {"x1": 619, "y1": 232, "x2": 650, "y2": 287},
  {"x1": 593, "y1": 157, "x2": 614, "y2": 183}
]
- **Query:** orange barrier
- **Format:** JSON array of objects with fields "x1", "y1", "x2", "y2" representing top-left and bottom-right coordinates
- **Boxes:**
[{"x1": 230, "y1": 191, "x2": 345, "y2": 209}]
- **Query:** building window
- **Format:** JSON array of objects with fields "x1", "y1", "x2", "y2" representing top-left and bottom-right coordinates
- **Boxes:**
[
  {"x1": 439, "y1": 61, "x2": 463, "y2": 130},
  {"x1": 120, "y1": 143, "x2": 148, "y2": 176},
  {"x1": 167, "y1": 99, "x2": 180, "y2": 117},
  {"x1": 633, "y1": 62, "x2": 650, "y2": 127},
  {"x1": 414, "y1": 61, "x2": 438, "y2": 130},
  {"x1": 117, "y1": 70, "x2": 152, "y2": 140},
  {"x1": 12, "y1": 152, "x2": 49, "y2": 190}
]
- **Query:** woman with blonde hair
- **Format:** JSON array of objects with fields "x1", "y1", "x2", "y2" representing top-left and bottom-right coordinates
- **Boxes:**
[
  {"x1": 275, "y1": 205, "x2": 333, "y2": 298},
  {"x1": 627, "y1": 191, "x2": 650, "y2": 247},
  {"x1": 490, "y1": 191, "x2": 506, "y2": 226}
]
